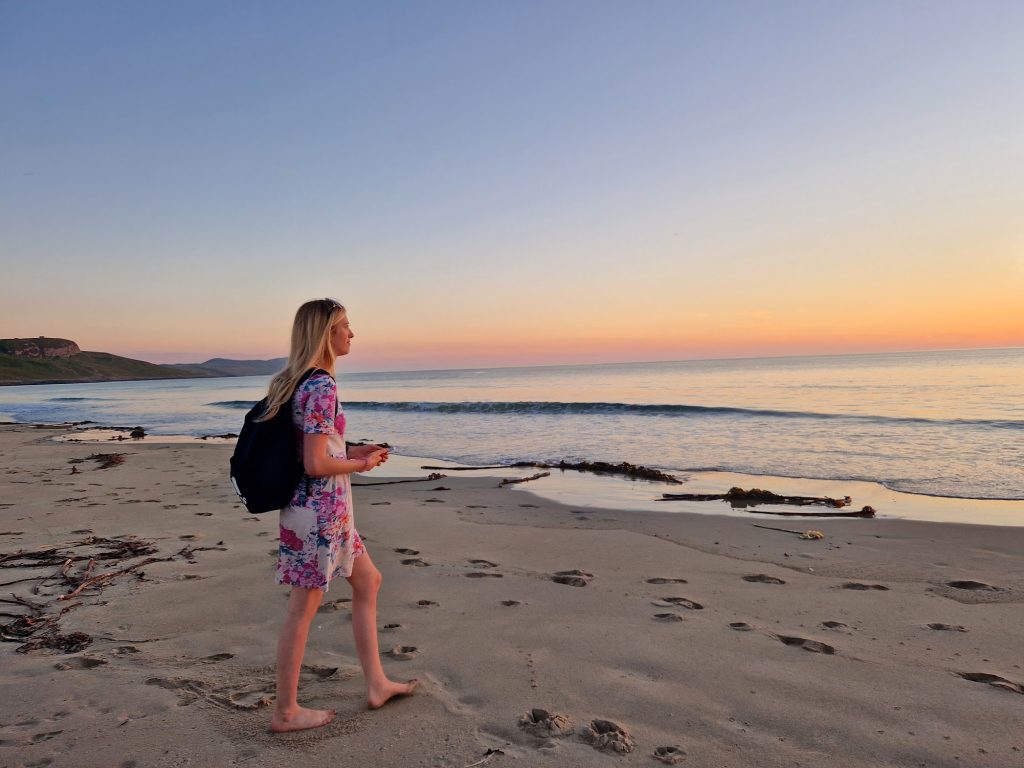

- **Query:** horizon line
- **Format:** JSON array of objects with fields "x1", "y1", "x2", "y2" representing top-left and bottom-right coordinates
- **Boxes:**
[{"x1": 154, "y1": 343, "x2": 1024, "y2": 378}]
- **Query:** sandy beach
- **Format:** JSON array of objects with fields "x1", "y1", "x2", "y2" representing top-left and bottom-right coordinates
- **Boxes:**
[{"x1": 2, "y1": 423, "x2": 1023, "y2": 768}]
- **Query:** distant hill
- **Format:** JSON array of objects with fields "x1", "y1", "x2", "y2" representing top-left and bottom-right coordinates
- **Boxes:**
[
  {"x1": 0, "y1": 337, "x2": 212, "y2": 386},
  {"x1": 168, "y1": 357, "x2": 287, "y2": 377}
]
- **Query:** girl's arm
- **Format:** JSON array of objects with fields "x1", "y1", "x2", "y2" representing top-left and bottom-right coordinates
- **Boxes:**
[{"x1": 303, "y1": 433, "x2": 386, "y2": 477}]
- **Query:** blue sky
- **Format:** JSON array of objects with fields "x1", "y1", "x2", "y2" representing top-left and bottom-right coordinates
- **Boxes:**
[{"x1": 2, "y1": 1, "x2": 1022, "y2": 370}]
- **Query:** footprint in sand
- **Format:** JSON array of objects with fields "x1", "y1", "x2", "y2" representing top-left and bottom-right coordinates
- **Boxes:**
[
  {"x1": 580, "y1": 719, "x2": 636, "y2": 754},
  {"x1": 384, "y1": 645, "x2": 418, "y2": 660},
  {"x1": 729, "y1": 622, "x2": 754, "y2": 631},
  {"x1": 300, "y1": 665, "x2": 339, "y2": 681},
  {"x1": 54, "y1": 656, "x2": 106, "y2": 671},
  {"x1": 401, "y1": 558, "x2": 431, "y2": 567},
  {"x1": 821, "y1": 621, "x2": 848, "y2": 630},
  {"x1": 371, "y1": 501, "x2": 392, "y2": 506},
  {"x1": 71, "y1": 528, "x2": 92, "y2": 534},
  {"x1": 199, "y1": 653, "x2": 234, "y2": 664},
  {"x1": 646, "y1": 577, "x2": 688, "y2": 585},
  {"x1": 518, "y1": 709, "x2": 575, "y2": 738},
  {"x1": 469, "y1": 559, "x2": 498, "y2": 568},
  {"x1": 841, "y1": 582, "x2": 889, "y2": 591},
  {"x1": 28, "y1": 731, "x2": 63, "y2": 744},
  {"x1": 653, "y1": 613, "x2": 685, "y2": 622},
  {"x1": 318, "y1": 598, "x2": 351, "y2": 612},
  {"x1": 958, "y1": 672, "x2": 1024, "y2": 695},
  {"x1": 147, "y1": 676, "x2": 273, "y2": 710},
  {"x1": 775, "y1": 635, "x2": 836, "y2": 654},
  {"x1": 549, "y1": 569, "x2": 594, "y2": 587},
  {"x1": 501, "y1": 600, "x2": 521, "y2": 607},
  {"x1": 394, "y1": 548, "x2": 420, "y2": 555},
  {"x1": 466, "y1": 571, "x2": 503, "y2": 578},
  {"x1": 417, "y1": 600, "x2": 438, "y2": 607},
  {"x1": 111, "y1": 646, "x2": 140, "y2": 657},
  {"x1": 660, "y1": 596, "x2": 704, "y2": 610},
  {"x1": 654, "y1": 745, "x2": 687, "y2": 764},
  {"x1": 946, "y1": 580, "x2": 1001, "y2": 591},
  {"x1": 423, "y1": 498, "x2": 445, "y2": 503},
  {"x1": 145, "y1": 676, "x2": 207, "y2": 705},
  {"x1": 466, "y1": 505, "x2": 488, "y2": 509},
  {"x1": 381, "y1": 623, "x2": 402, "y2": 632},
  {"x1": 743, "y1": 574, "x2": 786, "y2": 584},
  {"x1": 179, "y1": 534, "x2": 197, "y2": 540},
  {"x1": 927, "y1": 622, "x2": 967, "y2": 632},
  {"x1": 221, "y1": 689, "x2": 274, "y2": 710},
  {"x1": 194, "y1": 512, "x2": 212, "y2": 516}
]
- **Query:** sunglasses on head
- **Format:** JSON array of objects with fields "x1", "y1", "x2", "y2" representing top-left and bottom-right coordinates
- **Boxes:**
[{"x1": 322, "y1": 298, "x2": 343, "y2": 311}]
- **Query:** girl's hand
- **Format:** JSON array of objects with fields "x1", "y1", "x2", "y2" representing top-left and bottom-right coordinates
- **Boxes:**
[
  {"x1": 350, "y1": 443, "x2": 386, "y2": 460},
  {"x1": 362, "y1": 448, "x2": 389, "y2": 471}
]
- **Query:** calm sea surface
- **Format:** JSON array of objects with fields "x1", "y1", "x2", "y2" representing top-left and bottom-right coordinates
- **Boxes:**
[{"x1": 2, "y1": 348, "x2": 1022, "y2": 501}]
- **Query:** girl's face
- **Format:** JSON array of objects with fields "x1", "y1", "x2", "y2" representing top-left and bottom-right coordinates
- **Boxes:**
[{"x1": 330, "y1": 311, "x2": 354, "y2": 357}]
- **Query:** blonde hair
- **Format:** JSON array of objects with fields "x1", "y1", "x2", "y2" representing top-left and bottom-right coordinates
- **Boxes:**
[{"x1": 258, "y1": 298, "x2": 345, "y2": 421}]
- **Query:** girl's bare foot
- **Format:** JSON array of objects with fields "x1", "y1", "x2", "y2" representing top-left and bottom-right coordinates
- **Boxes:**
[
  {"x1": 368, "y1": 678, "x2": 419, "y2": 710},
  {"x1": 270, "y1": 705, "x2": 336, "y2": 733}
]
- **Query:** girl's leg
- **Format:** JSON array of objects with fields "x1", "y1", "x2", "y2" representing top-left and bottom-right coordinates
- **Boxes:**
[
  {"x1": 271, "y1": 586, "x2": 335, "y2": 732},
  {"x1": 347, "y1": 551, "x2": 418, "y2": 709}
]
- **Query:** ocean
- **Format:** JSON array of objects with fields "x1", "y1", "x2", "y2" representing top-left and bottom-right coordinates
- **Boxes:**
[{"x1": 1, "y1": 348, "x2": 1022, "y2": 502}]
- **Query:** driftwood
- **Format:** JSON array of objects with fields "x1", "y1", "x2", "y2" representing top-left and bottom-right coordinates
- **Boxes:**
[
  {"x1": 660, "y1": 487, "x2": 875, "y2": 517},
  {"x1": 744, "y1": 507, "x2": 874, "y2": 518},
  {"x1": 752, "y1": 525, "x2": 827, "y2": 539},
  {"x1": 752, "y1": 524, "x2": 810, "y2": 535},
  {"x1": 661, "y1": 487, "x2": 851, "y2": 507},
  {"x1": 499, "y1": 472, "x2": 550, "y2": 487},
  {"x1": 422, "y1": 460, "x2": 682, "y2": 484},
  {"x1": 353, "y1": 473, "x2": 447, "y2": 487},
  {"x1": 421, "y1": 465, "x2": 508, "y2": 471}
]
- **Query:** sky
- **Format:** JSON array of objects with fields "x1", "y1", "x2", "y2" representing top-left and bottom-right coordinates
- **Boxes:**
[{"x1": 2, "y1": 1, "x2": 1023, "y2": 371}]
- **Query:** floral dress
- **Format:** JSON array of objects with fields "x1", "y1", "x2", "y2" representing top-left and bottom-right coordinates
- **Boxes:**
[{"x1": 276, "y1": 372, "x2": 364, "y2": 591}]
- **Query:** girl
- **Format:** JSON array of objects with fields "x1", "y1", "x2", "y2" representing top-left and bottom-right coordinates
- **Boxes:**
[{"x1": 261, "y1": 298, "x2": 417, "y2": 733}]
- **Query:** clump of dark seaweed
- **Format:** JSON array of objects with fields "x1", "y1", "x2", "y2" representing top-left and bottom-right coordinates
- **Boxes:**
[
  {"x1": 82, "y1": 453, "x2": 126, "y2": 469},
  {"x1": 515, "y1": 460, "x2": 682, "y2": 484},
  {"x1": 421, "y1": 459, "x2": 682, "y2": 484},
  {"x1": 1, "y1": 535, "x2": 224, "y2": 653}
]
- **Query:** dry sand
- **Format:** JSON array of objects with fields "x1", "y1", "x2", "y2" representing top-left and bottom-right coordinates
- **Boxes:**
[{"x1": 1, "y1": 423, "x2": 1022, "y2": 768}]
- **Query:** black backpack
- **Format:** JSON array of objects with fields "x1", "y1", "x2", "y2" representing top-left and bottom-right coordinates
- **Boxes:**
[{"x1": 229, "y1": 368, "x2": 328, "y2": 513}]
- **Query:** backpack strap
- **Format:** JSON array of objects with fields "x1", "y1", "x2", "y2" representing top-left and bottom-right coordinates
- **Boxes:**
[{"x1": 296, "y1": 367, "x2": 331, "y2": 388}]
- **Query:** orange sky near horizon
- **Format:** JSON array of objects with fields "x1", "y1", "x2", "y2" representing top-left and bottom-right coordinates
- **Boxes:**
[{"x1": 81, "y1": 282, "x2": 1024, "y2": 369}]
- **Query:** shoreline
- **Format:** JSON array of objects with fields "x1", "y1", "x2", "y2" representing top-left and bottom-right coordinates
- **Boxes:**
[
  {"x1": 16, "y1": 421, "x2": 1024, "y2": 528},
  {"x1": 2, "y1": 422, "x2": 1023, "y2": 767}
]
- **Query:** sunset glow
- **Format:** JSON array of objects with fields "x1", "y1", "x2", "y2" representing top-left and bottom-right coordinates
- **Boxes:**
[{"x1": 2, "y1": 2, "x2": 1022, "y2": 371}]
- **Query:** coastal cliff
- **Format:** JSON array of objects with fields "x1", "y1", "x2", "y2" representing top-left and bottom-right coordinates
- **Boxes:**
[
  {"x1": 0, "y1": 337, "x2": 210, "y2": 386},
  {"x1": 0, "y1": 337, "x2": 81, "y2": 358}
]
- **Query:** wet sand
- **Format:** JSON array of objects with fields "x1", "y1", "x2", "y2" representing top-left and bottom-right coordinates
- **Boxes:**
[{"x1": 1, "y1": 423, "x2": 1023, "y2": 767}]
